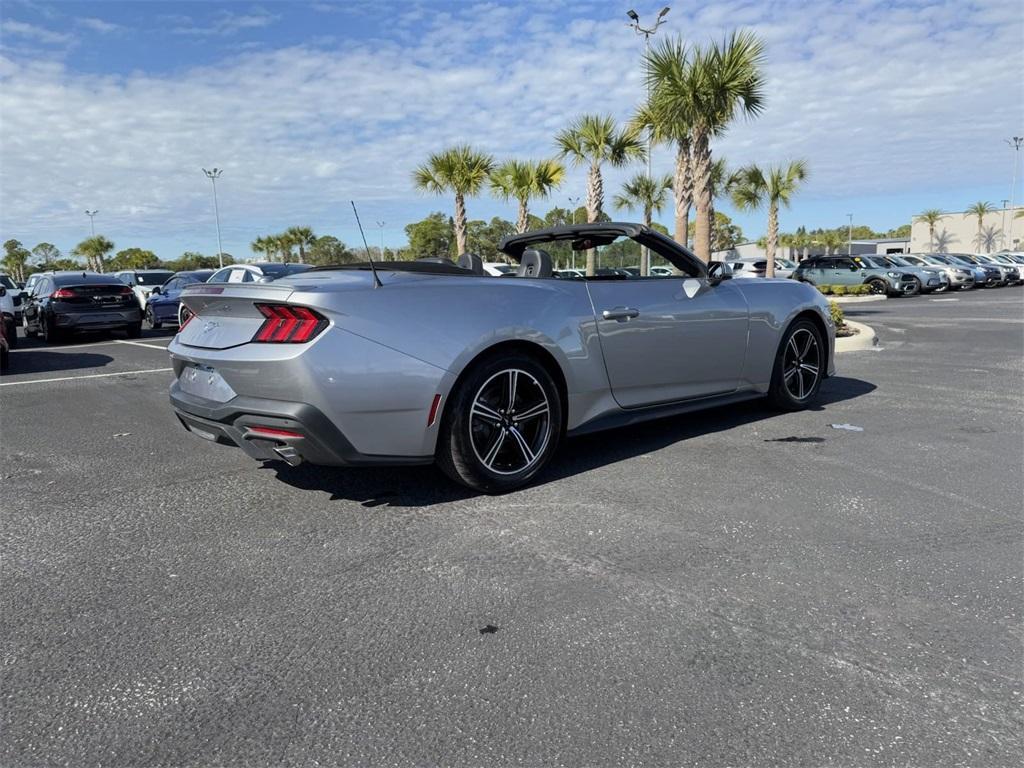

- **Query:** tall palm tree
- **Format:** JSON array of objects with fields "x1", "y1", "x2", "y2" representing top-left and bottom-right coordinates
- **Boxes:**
[
  {"x1": 646, "y1": 32, "x2": 766, "y2": 263},
  {"x1": 413, "y1": 145, "x2": 494, "y2": 255},
  {"x1": 730, "y1": 160, "x2": 808, "y2": 277},
  {"x1": 73, "y1": 235, "x2": 115, "y2": 273},
  {"x1": 250, "y1": 236, "x2": 274, "y2": 261},
  {"x1": 285, "y1": 226, "x2": 316, "y2": 262},
  {"x1": 613, "y1": 173, "x2": 673, "y2": 274},
  {"x1": 964, "y1": 201, "x2": 995, "y2": 252},
  {"x1": 556, "y1": 114, "x2": 646, "y2": 275},
  {"x1": 489, "y1": 159, "x2": 566, "y2": 233},
  {"x1": 916, "y1": 209, "x2": 944, "y2": 252}
]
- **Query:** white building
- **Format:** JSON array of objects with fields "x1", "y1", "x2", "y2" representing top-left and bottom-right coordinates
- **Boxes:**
[{"x1": 910, "y1": 206, "x2": 1023, "y2": 253}]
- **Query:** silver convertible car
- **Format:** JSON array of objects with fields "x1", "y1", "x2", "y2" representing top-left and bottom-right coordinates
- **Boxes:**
[{"x1": 168, "y1": 223, "x2": 836, "y2": 492}]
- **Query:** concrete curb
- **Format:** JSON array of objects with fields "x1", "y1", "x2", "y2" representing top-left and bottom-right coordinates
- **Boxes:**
[
  {"x1": 835, "y1": 320, "x2": 878, "y2": 353},
  {"x1": 829, "y1": 294, "x2": 888, "y2": 304}
]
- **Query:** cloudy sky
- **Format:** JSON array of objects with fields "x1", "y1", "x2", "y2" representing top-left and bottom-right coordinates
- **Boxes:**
[{"x1": 1, "y1": 0, "x2": 1021, "y2": 260}]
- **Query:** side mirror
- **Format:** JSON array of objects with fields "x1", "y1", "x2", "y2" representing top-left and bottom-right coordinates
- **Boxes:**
[
  {"x1": 849, "y1": 264, "x2": 859, "y2": 271},
  {"x1": 707, "y1": 261, "x2": 733, "y2": 286},
  {"x1": 150, "y1": 287, "x2": 161, "y2": 296}
]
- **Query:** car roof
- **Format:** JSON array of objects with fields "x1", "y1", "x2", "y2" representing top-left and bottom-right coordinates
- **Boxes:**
[{"x1": 51, "y1": 272, "x2": 125, "y2": 285}]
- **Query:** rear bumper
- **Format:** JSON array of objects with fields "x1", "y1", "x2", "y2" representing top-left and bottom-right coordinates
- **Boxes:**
[
  {"x1": 54, "y1": 308, "x2": 141, "y2": 330},
  {"x1": 169, "y1": 381, "x2": 433, "y2": 467}
]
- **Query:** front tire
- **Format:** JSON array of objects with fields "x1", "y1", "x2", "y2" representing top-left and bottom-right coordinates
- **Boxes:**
[
  {"x1": 906, "y1": 277, "x2": 922, "y2": 296},
  {"x1": 436, "y1": 352, "x2": 563, "y2": 493},
  {"x1": 866, "y1": 278, "x2": 887, "y2": 295},
  {"x1": 178, "y1": 304, "x2": 192, "y2": 327},
  {"x1": 43, "y1": 316, "x2": 63, "y2": 344},
  {"x1": 767, "y1": 320, "x2": 825, "y2": 411},
  {"x1": 4, "y1": 316, "x2": 17, "y2": 349},
  {"x1": 146, "y1": 306, "x2": 162, "y2": 330}
]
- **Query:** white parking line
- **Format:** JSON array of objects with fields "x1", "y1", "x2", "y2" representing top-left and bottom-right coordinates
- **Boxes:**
[
  {"x1": 9, "y1": 338, "x2": 171, "y2": 353},
  {"x1": 116, "y1": 340, "x2": 171, "y2": 351},
  {"x1": 0, "y1": 367, "x2": 173, "y2": 387}
]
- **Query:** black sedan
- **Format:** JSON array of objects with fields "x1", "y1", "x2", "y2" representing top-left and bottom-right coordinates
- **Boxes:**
[{"x1": 23, "y1": 271, "x2": 143, "y2": 343}]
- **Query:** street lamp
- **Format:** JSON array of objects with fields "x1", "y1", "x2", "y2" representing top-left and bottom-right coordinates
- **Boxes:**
[
  {"x1": 376, "y1": 220, "x2": 386, "y2": 256},
  {"x1": 567, "y1": 196, "x2": 580, "y2": 269},
  {"x1": 1007, "y1": 137, "x2": 1023, "y2": 249},
  {"x1": 846, "y1": 213, "x2": 853, "y2": 255},
  {"x1": 85, "y1": 209, "x2": 98, "y2": 237},
  {"x1": 202, "y1": 167, "x2": 225, "y2": 268},
  {"x1": 628, "y1": 7, "x2": 670, "y2": 275}
]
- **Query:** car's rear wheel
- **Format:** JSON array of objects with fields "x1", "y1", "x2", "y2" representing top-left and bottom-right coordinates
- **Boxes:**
[
  {"x1": 125, "y1": 321, "x2": 142, "y2": 338},
  {"x1": 437, "y1": 352, "x2": 563, "y2": 493},
  {"x1": 4, "y1": 316, "x2": 18, "y2": 349},
  {"x1": 768, "y1": 320, "x2": 825, "y2": 411},
  {"x1": 146, "y1": 306, "x2": 162, "y2": 329},
  {"x1": 178, "y1": 304, "x2": 192, "y2": 327},
  {"x1": 43, "y1": 316, "x2": 63, "y2": 344},
  {"x1": 866, "y1": 278, "x2": 887, "y2": 295}
]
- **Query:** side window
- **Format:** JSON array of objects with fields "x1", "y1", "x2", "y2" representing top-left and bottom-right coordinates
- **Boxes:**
[
  {"x1": 208, "y1": 269, "x2": 229, "y2": 283},
  {"x1": 241, "y1": 270, "x2": 255, "y2": 282},
  {"x1": 164, "y1": 279, "x2": 180, "y2": 293},
  {"x1": 227, "y1": 269, "x2": 246, "y2": 283},
  {"x1": 38, "y1": 279, "x2": 52, "y2": 297}
]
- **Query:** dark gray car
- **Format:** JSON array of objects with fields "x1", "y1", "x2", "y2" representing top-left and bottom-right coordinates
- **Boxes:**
[{"x1": 23, "y1": 271, "x2": 143, "y2": 343}]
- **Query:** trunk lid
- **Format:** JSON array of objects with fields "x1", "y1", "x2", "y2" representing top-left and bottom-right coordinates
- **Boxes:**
[
  {"x1": 53, "y1": 283, "x2": 136, "y2": 311},
  {"x1": 177, "y1": 282, "x2": 294, "y2": 350}
]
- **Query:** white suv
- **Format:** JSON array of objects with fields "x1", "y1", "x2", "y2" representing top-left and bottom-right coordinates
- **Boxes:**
[
  {"x1": 0, "y1": 274, "x2": 22, "y2": 348},
  {"x1": 112, "y1": 269, "x2": 175, "y2": 309}
]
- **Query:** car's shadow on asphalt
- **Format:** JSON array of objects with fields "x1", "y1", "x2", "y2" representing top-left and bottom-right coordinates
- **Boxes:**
[
  {"x1": 3, "y1": 350, "x2": 116, "y2": 376},
  {"x1": 267, "y1": 376, "x2": 876, "y2": 508}
]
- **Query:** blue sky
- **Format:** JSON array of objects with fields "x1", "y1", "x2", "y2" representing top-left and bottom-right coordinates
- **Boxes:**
[{"x1": 1, "y1": 0, "x2": 1021, "y2": 260}]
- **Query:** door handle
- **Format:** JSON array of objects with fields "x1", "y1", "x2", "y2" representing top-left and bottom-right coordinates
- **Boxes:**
[{"x1": 602, "y1": 307, "x2": 640, "y2": 321}]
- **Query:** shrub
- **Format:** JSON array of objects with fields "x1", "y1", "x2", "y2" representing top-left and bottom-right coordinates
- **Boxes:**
[
  {"x1": 816, "y1": 284, "x2": 832, "y2": 295},
  {"x1": 831, "y1": 285, "x2": 847, "y2": 296},
  {"x1": 851, "y1": 284, "x2": 871, "y2": 296},
  {"x1": 829, "y1": 300, "x2": 845, "y2": 327}
]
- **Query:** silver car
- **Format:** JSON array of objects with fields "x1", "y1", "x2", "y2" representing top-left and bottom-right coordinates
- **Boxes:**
[
  {"x1": 168, "y1": 223, "x2": 837, "y2": 492},
  {"x1": 902, "y1": 254, "x2": 975, "y2": 290},
  {"x1": 729, "y1": 257, "x2": 795, "y2": 280},
  {"x1": 870, "y1": 255, "x2": 949, "y2": 293}
]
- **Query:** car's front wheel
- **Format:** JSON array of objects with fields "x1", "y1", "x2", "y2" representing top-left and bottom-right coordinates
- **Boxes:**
[
  {"x1": 865, "y1": 278, "x2": 887, "y2": 295},
  {"x1": 3, "y1": 316, "x2": 18, "y2": 349},
  {"x1": 178, "y1": 304, "x2": 192, "y2": 327},
  {"x1": 146, "y1": 306, "x2": 162, "y2": 329},
  {"x1": 437, "y1": 352, "x2": 563, "y2": 493},
  {"x1": 768, "y1": 319, "x2": 825, "y2": 411}
]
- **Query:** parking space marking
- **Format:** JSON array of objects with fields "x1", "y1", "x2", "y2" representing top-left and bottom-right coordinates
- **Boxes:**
[
  {"x1": 9, "y1": 338, "x2": 173, "y2": 353},
  {"x1": 116, "y1": 340, "x2": 172, "y2": 351},
  {"x1": 0, "y1": 367, "x2": 173, "y2": 387}
]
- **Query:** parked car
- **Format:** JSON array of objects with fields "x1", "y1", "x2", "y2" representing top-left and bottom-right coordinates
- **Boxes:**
[
  {"x1": 168, "y1": 222, "x2": 836, "y2": 493},
  {"x1": 975, "y1": 253, "x2": 1022, "y2": 285},
  {"x1": 649, "y1": 266, "x2": 675, "y2": 277},
  {"x1": 729, "y1": 258, "x2": 794, "y2": 279},
  {"x1": 901, "y1": 254, "x2": 975, "y2": 290},
  {"x1": 23, "y1": 272, "x2": 49, "y2": 298},
  {"x1": 0, "y1": 309, "x2": 9, "y2": 372},
  {"x1": 144, "y1": 270, "x2": 215, "y2": 329},
  {"x1": 483, "y1": 262, "x2": 516, "y2": 277},
  {"x1": 0, "y1": 275, "x2": 21, "y2": 347},
  {"x1": 112, "y1": 269, "x2": 175, "y2": 308},
  {"x1": 946, "y1": 254, "x2": 1004, "y2": 287},
  {"x1": 791, "y1": 255, "x2": 918, "y2": 295},
  {"x1": 870, "y1": 255, "x2": 949, "y2": 293},
  {"x1": 206, "y1": 262, "x2": 313, "y2": 284},
  {"x1": 554, "y1": 269, "x2": 586, "y2": 279},
  {"x1": 23, "y1": 271, "x2": 143, "y2": 343}
]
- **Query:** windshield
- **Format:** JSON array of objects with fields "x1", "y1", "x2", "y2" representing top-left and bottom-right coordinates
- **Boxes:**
[
  {"x1": 0, "y1": 275, "x2": 17, "y2": 289},
  {"x1": 902, "y1": 256, "x2": 927, "y2": 266},
  {"x1": 136, "y1": 271, "x2": 174, "y2": 285},
  {"x1": 884, "y1": 255, "x2": 911, "y2": 267},
  {"x1": 853, "y1": 256, "x2": 879, "y2": 269},
  {"x1": 776, "y1": 259, "x2": 796, "y2": 269}
]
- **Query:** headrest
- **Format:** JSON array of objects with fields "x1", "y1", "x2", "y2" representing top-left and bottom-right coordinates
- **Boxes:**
[{"x1": 517, "y1": 248, "x2": 552, "y2": 278}]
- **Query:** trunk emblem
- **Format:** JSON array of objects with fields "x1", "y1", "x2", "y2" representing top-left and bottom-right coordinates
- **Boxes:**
[{"x1": 202, "y1": 321, "x2": 219, "y2": 333}]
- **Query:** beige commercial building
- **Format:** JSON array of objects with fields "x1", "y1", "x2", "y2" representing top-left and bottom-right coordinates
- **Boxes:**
[{"x1": 910, "y1": 206, "x2": 1024, "y2": 253}]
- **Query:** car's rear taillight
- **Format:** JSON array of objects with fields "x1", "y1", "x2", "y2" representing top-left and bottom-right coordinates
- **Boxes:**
[
  {"x1": 120, "y1": 285, "x2": 133, "y2": 295},
  {"x1": 253, "y1": 304, "x2": 327, "y2": 343},
  {"x1": 51, "y1": 288, "x2": 75, "y2": 299}
]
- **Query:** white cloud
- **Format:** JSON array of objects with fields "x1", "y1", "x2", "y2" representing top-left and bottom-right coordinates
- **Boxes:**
[
  {"x1": 0, "y1": 0, "x2": 1021, "y2": 257},
  {"x1": 0, "y1": 19, "x2": 71, "y2": 44},
  {"x1": 76, "y1": 17, "x2": 120, "y2": 34},
  {"x1": 171, "y1": 9, "x2": 279, "y2": 37}
]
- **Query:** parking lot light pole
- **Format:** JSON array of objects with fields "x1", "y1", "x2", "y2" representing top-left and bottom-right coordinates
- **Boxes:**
[
  {"x1": 628, "y1": 7, "x2": 670, "y2": 275},
  {"x1": 376, "y1": 221, "x2": 386, "y2": 256},
  {"x1": 568, "y1": 196, "x2": 580, "y2": 270},
  {"x1": 202, "y1": 168, "x2": 225, "y2": 268},
  {"x1": 847, "y1": 213, "x2": 853, "y2": 255},
  {"x1": 85, "y1": 209, "x2": 98, "y2": 237},
  {"x1": 1007, "y1": 137, "x2": 1023, "y2": 250}
]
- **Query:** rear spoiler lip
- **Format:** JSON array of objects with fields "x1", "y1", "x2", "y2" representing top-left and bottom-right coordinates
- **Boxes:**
[{"x1": 180, "y1": 282, "x2": 294, "y2": 300}]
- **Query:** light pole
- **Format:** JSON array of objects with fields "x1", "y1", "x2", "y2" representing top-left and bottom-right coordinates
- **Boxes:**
[
  {"x1": 1007, "y1": 137, "x2": 1023, "y2": 250},
  {"x1": 1000, "y1": 198, "x2": 1010, "y2": 249},
  {"x1": 376, "y1": 221, "x2": 386, "y2": 256},
  {"x1": 568, "y1": 196, "x2": 580, "y2": 269},
  {"x1": 85, "y1": 209, "x2": 98, "y2": 237},
  {"x1": 628, "y1": 6, "x2": 670, "y2": 275},
  {"x1": 846, "y1": 213, "x2": 853, "y2": 255},
  {"x1": 202, "y1": 168, "x2": 225, "y2": 268}
]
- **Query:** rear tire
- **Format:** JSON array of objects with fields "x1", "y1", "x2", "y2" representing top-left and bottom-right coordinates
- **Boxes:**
[
  {"x1": 767, "y1": 319, "x2": 825, "y2": 411},
  {"x1": 4, "y1": 317, "x2": 17, "y2": 349},
  {"x1": 125, "y1": 321, "x2": 142, "y2": 339},
  {"x1": 43, "y1": 317, "x2": 63, "y2": 344},
  {"x1": 0, "y1": 342, "x2": 8, "y2": 373},
  {"x1": 436, "y1": 352, "x2": 563, "y2": 493}
]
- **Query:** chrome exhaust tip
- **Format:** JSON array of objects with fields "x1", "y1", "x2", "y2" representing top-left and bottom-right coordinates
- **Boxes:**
[{"x1": 273, "y1": 445, "x2": 303, "y2": 467}]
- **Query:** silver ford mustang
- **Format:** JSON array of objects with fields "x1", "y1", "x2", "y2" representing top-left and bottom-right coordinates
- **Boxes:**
[{"x1": 168, "y1": 223, "x2": 836, "y2": 492}]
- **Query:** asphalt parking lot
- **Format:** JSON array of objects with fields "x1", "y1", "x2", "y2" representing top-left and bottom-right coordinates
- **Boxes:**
[{"x1": 2, "y1": 290, "x2": 1022, "y2": 767}]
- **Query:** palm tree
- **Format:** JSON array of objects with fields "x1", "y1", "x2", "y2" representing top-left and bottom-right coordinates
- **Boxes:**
[
  {"x1": 250, "y1": 236, "x2": 274, "y2": 261},
  {"x1": 821, "y1": 229, "x2": 844, "y2": 256},
  {"x1": 964, "y1": 201, "x2": 995, "y2": 253},
  {"x1": 413, "y1": 145, "x2": 494, "y2": 256},
  {"x1": 285, "y1": 226, "x2": 316, "y2": 262},
  {"x1": 613, "y1": 173, "x2": 673, "y2": 274},
  {"x1": 916, "y1": 209, "x2": 944, "y2": 252},
  {"x1": 556, "y1": 114, "x2": 646, "y2": 275},
  {"x1": 646, "y1": 32, "x2": 765, "y2": 263},
  {"x1": 489, "y1": 159, "x2": 566, "y2": 233},
  {"x1": 73, "y1": 235, "x2": 115, "y2": 272},
  {"x1": 730, "y1": 160, "x2": 808, "y2": 277}
]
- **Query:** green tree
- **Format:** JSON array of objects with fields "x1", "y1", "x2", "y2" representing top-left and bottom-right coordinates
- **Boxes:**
[
  {"x1": 31, "y1": 242, "x2": 61, "y2": 269},
  {"x1": 413, "y1": 145, "x2": 494, "y2": 256},
  {"x1": 2, "y1": 239, "x2": 31, "y2": 282},
  {"x1": 308, "y1": 235, "x2": 356, "y2": 265},
  {"x1": 688, "y1": 211, "x2": 745, "y2": 252},
  {"x1": 110, "y1": 247, "x2": 159, "y2": 270},
  {"x1": 613, "y1": 172, "x2": 672, "y2": 274},
  {"x1": 285, "y1": 226, "x2": 317, "y2": 262},
  {"x1": 730, "y1": 160, "x2": 808, "y2": 276},
  {"x1": 489, "y1": 158, "x2": 565, "y2": 233},
  {"x1": 250, "y1": 236, "x2": 275, "y2": 261},
  {"x1": 647, "y1": 32, "x2": 766, "y2": 263},
  {"x1": 964, "y1": 202, "x2": 995, "y2": 252},
  {"x1": 404, "y1": 212, "x2": 454, "y2": 259},
  {"x1": 465, "y1": 217, "x2": 516, "y2": 261},
  {"x1": 555, "y1": 113, "x2": 645, "y2": 275},
  {"x1": 915, "y1": 209, "x2": 944, "y2": 251},
  {"x1": 72, "y1": 235, "x2": 115, "y2": 273}
]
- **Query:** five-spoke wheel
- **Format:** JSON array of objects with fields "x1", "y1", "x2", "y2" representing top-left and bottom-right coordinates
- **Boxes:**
[{"x1": 768, "y1": 319, "x2": 825, "y2": 410}]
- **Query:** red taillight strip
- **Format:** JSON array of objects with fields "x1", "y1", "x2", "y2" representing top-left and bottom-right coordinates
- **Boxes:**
[{"x1": 252, "y1": 303, "x2": 327, "y2": 344}]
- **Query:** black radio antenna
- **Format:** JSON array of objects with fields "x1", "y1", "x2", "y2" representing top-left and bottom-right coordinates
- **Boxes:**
[{"x1": 351, "y1": 200, "x2": 382, "y2": 288}]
